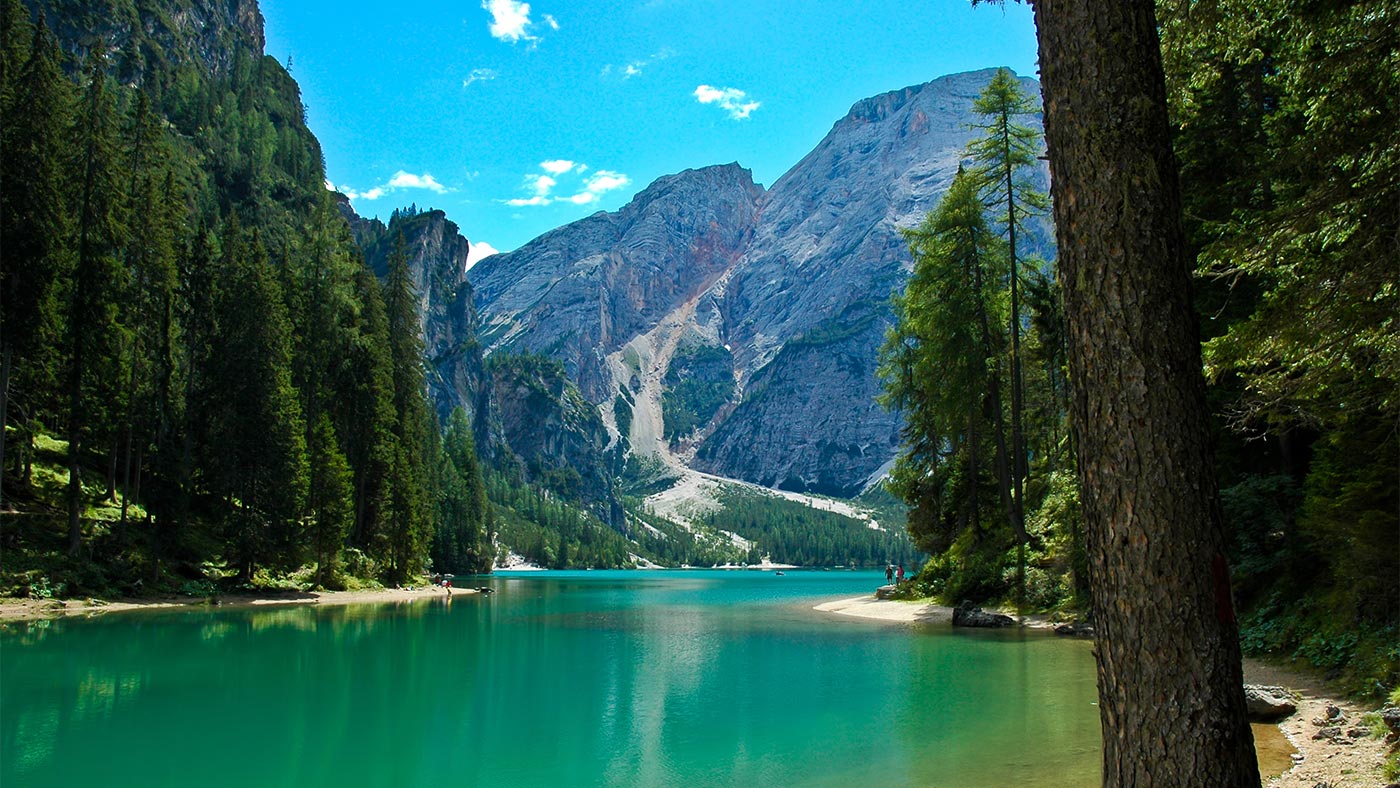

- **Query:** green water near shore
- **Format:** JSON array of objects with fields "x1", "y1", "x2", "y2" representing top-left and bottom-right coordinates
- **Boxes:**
[{"x1": 1, "y1": 570, "x2": 1100, "y2": 787}]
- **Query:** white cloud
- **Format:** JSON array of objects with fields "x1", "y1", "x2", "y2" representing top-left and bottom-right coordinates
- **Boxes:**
[
  {"x1": 501, "y1": 162, "x2": 630, "y2": 207},
  {"x1": 466, "y1": 240, "x2": 501, "y2": 269},
  {"x1": 483, "y1": 0, "x2": 554, "y2": 44},
  {"x1": 623, "y1": 63, "x2": 642, "y2": 78},
  {"x1": 463, "y1": 68, "x2": 498, "y2": 88},
  {"x1": 324, "y1": 178, "x2": 336, "y2": 191},
  {"x1": 334, "y1": 171, "x2": 449, "y2": 204},
  {"x1": 585, "y1": 170, "x2": 629, "y2": 194},
  {"x1": 388, "y1": 171, "x2": 448, "y2": 193},
  {"x1": 530, "y1": 174, "x2": 556, "y2": 196},
  {"x1": 694, "y1": 84, "x2": 760, "y2": 120}
]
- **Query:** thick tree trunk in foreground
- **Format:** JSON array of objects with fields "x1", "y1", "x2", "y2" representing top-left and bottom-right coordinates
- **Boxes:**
[{"x1": 1029, "y1": 1, "x2": 1260, "y2": 785}]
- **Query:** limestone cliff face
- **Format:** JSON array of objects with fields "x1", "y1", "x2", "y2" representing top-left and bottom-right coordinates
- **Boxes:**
[
  {"x1": 470, "y1": 69, "x2": 1050, "y2": 498},
  {"x1": 25, "y1": 0, "x2": 265, "y2": 80},
  {"x1": 347, "y1": 204, "x2": 483, "y2": 424},
  {"x1": 339, "y1": 200, "x2": 615, "y2": 506},
  {"x1": 693, "y1": 69, "x2": 1050, "y2": 494},
  {"x1": 470, "y1": 163, "x2": 764, "y2": 403}
]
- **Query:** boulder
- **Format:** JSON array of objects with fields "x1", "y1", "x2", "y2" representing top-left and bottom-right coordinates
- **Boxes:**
[
  {"x1": 952, "y1": 601, "x2": 1015, "y2": 628},
  {"x1": 1244, "y1": 685, "x2": 1298, "y2": 722},
  {"x1": 1054, "y1": 620, "x2": 1095, "y2": 637},
  {"x1": 875, "y1": 585, "x2": 898, "y2": 600}
]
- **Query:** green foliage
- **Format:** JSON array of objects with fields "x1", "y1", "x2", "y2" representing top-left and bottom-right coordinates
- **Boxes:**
[
  {"x1": 1162, "y1": 0, "x2": 1399, "y2": 692},
  {"x1": 700, "y1": 488, "x2": 919, "y2": 567},
  {"x1": 432, "y1": 408, "x2": 493, "y2": 575},
  {"x1": 661, "y1": 342, "x2": 734, "y2": 441}
]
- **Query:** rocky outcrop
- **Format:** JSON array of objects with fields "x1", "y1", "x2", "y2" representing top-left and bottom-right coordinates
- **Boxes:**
[
  {"x1": 692, "y1": 69, "x2": 1051, "y2": 495},
  {"x1": 26, "y1": 0, "x2": 265, "y2": 82},
  {"x1": 350, "y1": 205, "x2": 485, "y2": 424},
  {"x1": 484, "y1": 354, "x2": 614, "y2": 508},
  {"x1": 1244, "y1": 685, "x2": 1298, "y2": 721},
  {"x1": 952, "y1": 601, "x2": 1015, "y2": 628}
]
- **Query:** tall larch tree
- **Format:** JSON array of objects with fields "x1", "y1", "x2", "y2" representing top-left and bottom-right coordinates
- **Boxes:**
[
  {"x1": 1023, "y1": 0, "x2": 1261, "y2": 783},
  {"x1": 965, "y1": 68, "x2": 1047, "y2": 595}
]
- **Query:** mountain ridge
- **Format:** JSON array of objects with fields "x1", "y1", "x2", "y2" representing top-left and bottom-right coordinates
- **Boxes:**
[{"x1": 466, "y1": 67, "x2": 1049, "y2": 497}]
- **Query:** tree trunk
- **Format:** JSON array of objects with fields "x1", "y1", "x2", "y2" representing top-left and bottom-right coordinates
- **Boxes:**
[
  {"x1": 1029, "y1": 1, "x2": 1259, "y2": 784},
  {"x1": 0, "y1": 348, "x2": 10, "y2": 511}
]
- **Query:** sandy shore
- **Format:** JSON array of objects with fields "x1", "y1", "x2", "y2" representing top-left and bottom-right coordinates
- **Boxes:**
[
  {"x1": 0, "y1": 584, "x2": 473, "y2": 623},
  {"x1": 815, "y1": 594, "x2": 1394, "y2": 787}
]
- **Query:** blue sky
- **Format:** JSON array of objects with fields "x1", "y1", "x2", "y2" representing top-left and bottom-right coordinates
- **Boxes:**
[{"x1": 259, "y1": 0, "x2": 1039, "y2": 262}]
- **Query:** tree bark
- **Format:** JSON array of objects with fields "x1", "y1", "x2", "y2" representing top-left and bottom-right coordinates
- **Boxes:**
[{"x1": 1029, "y1": 0, "x2": 1260, "y2": 784}]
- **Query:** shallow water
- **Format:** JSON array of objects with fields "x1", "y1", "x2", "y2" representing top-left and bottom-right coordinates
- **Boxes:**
[{"x1": 1, "y1": 570, "x2": 1103, "y2": 787}]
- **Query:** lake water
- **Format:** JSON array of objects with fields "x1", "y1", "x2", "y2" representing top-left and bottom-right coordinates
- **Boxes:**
[{"x1": 1, "y1": 570, "x2": 1102, "y2": 787}]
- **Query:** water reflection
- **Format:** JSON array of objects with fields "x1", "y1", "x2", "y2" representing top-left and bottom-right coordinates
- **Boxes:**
[{"x1": 2, "y1": 572, "x2": 1103, "y2": 788}]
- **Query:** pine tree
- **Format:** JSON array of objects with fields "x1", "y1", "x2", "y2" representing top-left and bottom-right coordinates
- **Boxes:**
[
  {"x1": 307, "y1": 413, "x2": 352, "y2": 588},
  {"x1": 63, "y1": 48, "x2": 127, "y2": 555},
  {"x1": 208, "y1": 221, "x2": 308, "y2": 577},
  {"x1": 1, "y1": 12, "x2": 70, "y2": 507},
  {"x1": 382, "y1": 231, "x2": 433, "y2": 582}
]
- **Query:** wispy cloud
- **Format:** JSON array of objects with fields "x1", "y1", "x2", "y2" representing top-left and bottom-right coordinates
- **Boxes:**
[
  {"x1": 502, "y1": 162, "x2": 630, "y2": 207},
  {"x1": 328, "y1": 170, "x2": 450, "y2": 202},
  {"x1": 603, "y1": 48, "x2": 674, "y2": 80},
  {"x1": 463, "y1": 68, "x2": 498, "y2": 88},
  {"x1": 483, "y1": 0, "x2": 554, "y2": 44},
  {"x1": 694, "y1": 84, "x2": 760, "y2": 120}
]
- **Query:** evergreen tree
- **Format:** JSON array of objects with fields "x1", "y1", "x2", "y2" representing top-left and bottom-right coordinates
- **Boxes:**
[
  {"x1": 63, "y1": 48, "x2": 127, "y2": 555},
  {"x1": 880, "y1": 168, "x2": 1009, "y2": 567},
  {"x1": 382, "y1": 231, "x2": 433, "y2": 582},
  {"x1": 1, "y1": 12, "x2": 70, "y2": 507},
  {"x1": 433, "y1": 408, "x2": 493, "y2": 574},
  {"x1": 341, "y1": 262, "x2": 397, "y2": 562},
  {"x1": 307, "y1": 413, "x2": 352, "y2": 588},
  {"x1": 964, "y1": 68, "x2": 1047, "y2": 564},
  {"x1": 207, "y1": 222, "x2": 308, "y2": 577}
]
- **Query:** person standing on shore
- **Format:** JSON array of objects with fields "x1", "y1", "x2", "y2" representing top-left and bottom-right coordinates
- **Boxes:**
[
  {"x1": 886, "y1": 564, "x2": 894, "y2": 585},
  {"x1": 896, "y1": 565, "x2": 905, "y2": 584}
]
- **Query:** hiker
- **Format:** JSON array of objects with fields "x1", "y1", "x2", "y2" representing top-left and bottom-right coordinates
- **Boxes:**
[
  {"x1": 885, "y1": 564, "x2": 894, "y2": 585},
  {"x1": 896, "y1": 564, "x2": 905, "y2": 584}
]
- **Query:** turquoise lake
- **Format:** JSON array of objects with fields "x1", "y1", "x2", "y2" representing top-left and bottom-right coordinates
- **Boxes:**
[{"x1": 0, "y1": 570, "x2": 1101, "y2": 787}]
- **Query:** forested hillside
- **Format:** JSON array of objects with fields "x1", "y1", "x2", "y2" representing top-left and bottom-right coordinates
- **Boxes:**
[{"x1": 0, "y1": 0, "x2": 494, "y2": 592}]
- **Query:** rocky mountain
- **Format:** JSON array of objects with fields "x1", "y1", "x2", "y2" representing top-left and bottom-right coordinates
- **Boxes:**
[
  {"x1": 338, "y1": 200, "x2": 617, "y2": 509},
  {"x1": 470, "y1": 69, "x2": 1049, "y2": 497},
  {"x1": 24, "y1": 0, "x2": 264, "y2": 81},
  {"x1": 340, "y1": 201, "x2": 485, "y2": 424}
]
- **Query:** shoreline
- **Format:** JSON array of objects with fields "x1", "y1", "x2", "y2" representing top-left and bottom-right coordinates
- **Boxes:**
[
  {"x1": 814, "y1": 594, "x2": 1393, "y2": 787},
  {"x1": 0, "y1": 584, "x2": 471, "y2": 623}
]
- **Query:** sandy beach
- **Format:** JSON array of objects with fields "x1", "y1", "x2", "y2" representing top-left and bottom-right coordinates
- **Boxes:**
[
  {"x1": 0, "y1": 584, "x2": 471, "y2": 623},
  {"x1": 814, "y1": 595, "x2": 1394, "y2": 787}
]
